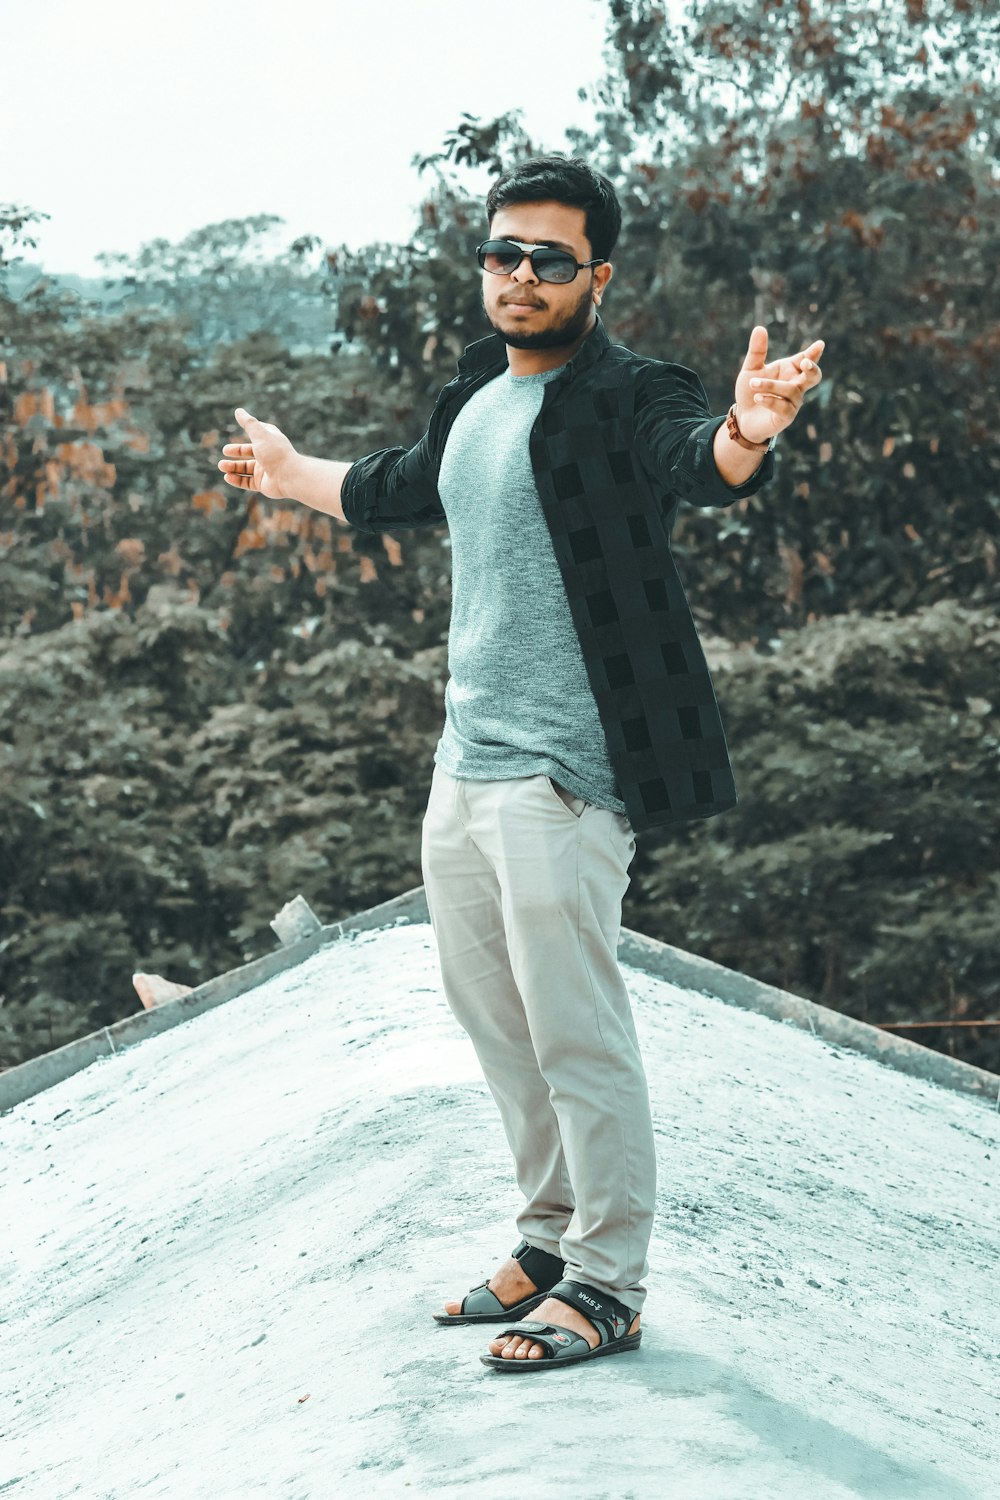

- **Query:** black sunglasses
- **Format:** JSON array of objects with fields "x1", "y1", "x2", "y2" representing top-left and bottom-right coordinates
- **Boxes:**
[{"x1": 476, "y1": 238, "x2": 605, "y2": 285}]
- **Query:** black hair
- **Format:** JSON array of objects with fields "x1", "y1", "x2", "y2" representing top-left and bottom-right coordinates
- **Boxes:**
[{"x1": 485, "y1": 155, "x2": 622, "y2": 262}]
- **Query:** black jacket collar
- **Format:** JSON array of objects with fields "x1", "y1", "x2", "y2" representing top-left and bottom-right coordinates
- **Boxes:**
[{"x1": 456, "y1": 313, "x2": 612, "y2": 382}]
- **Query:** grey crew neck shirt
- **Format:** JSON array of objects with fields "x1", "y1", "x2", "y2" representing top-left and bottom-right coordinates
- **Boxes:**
[{"x1": 432, "y1": 365, "x2": 627, "y2": 815}]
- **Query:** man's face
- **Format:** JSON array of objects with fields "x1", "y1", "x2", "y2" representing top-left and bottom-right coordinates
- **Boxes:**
[{"x1": 480, "y1": 200, "x2": 613, "y2": 351}]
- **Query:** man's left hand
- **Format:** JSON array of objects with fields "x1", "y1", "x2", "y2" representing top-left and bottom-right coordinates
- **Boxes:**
[{"x1": 733, "y1": 325, "x2": 825, "y2": 444}]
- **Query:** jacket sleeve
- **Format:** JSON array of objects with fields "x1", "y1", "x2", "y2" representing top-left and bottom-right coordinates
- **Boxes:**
[
  {"x1": 633, "y1": 361, "x2": 776, "y2": 509},
  {"x1": 339, "y1": 421, "x2": 447, "y2": 535}
]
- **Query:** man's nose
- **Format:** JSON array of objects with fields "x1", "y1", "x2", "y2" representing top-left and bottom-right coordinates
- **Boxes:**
[{"x1": 510, "y1": 254, "x2": 539, "y2": 284}]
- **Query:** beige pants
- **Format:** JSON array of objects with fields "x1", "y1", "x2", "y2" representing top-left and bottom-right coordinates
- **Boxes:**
[{"x1": 420, "y1": 762, "x2": 656, "y2": 1315}]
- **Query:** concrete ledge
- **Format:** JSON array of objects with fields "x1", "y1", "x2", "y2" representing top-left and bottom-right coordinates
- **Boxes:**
[
  {"x1": 0, "y1": 887, "x2": 429, "y2": 1116},
  {"x1": 2, "y1": 884, "x2": 996, "y2": 1115},
  {"x1": 618, "y1": 929, "x2": 999, "y2": 1109}
]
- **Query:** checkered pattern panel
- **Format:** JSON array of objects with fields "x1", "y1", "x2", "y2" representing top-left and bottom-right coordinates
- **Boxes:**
[{"x1": 339, "y1": 318, "x2": 777, "y2": 835}]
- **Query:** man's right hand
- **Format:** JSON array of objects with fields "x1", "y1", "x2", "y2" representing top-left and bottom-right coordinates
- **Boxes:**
[{"x1": 217, "y1": 407, "x2": 299, "y2": 500}]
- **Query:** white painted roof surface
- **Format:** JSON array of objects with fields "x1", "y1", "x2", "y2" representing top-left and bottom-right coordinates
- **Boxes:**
[{"x1": 1, "y1": 921, "x2": 997, "y2": 1500}]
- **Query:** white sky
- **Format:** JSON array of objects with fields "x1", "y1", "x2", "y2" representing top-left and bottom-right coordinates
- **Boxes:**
[
  {"x1": 6, "y1": 0, "x2": 611, "y2": 279},
  {"x1": 2, "y1": 922, "x2": 997, "y2": 1495}
]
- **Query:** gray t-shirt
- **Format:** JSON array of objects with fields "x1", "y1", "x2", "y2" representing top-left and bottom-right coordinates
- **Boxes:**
[{"x1": 432, "y1": 365, "x2": 627, "y2": 814}]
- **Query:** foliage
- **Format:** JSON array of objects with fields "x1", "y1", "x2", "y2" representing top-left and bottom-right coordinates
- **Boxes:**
[
  {"x1": 2, "y1": 0, "x2": 999, "y2": 1078},
  {"x1": 93, "y1": 215, "x2": 337, "y2": 350},
  {"x1": 0, "y1": 280, "x2": 449, "y2": 644},
  {"x1": 1, "y1": 598, "x2": 995, "y2": 1074},
  {"x1": 0, "y1": 204, "x2": 51, "y2": 294},
  {"x1": 0, "y1": 602, "x2": 445, "y2": 1068},
  {"x1": 579, "y1": 0, "x2": 1000, "y2": 635},
  {"x1": 333, "y1": 0, "x2": 1000, "y2": 638},
  {"x1": 631, "y1": 599, "x2": 1000, "y2": 1075}
]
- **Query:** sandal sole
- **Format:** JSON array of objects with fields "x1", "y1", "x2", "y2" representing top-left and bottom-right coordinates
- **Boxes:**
[
  {"x1": 480, "y1": 1332, "x2": 642, "y2": 1370},
  {"x1": 432, "y1": 1290, "x2": 548, "y2": 1325}
]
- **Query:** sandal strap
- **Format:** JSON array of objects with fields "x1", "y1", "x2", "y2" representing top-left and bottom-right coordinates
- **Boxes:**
[
  {"x1": 457, "y1": 1243, "x2": 564, "y2": 1316},
  {"x1": 493, "y1": 1320, "x2": 589, "y2": 1359},
  {"x1": 511, "y1": 1238, "x2": 565, "y2": 1291},
  {"x1": 544, "y1": 1278, "x2": 634, "y2": 1345},
  {"x1": 460, "y1": 1280, "x2": 504, "y2": 1316}
]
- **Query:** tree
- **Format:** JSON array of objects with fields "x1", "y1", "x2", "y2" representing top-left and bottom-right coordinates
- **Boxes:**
[
  {"x1": 2, "y1": 2, "x2": 998, "y2": 1075},
  {"x1": 0, "y1": 204, "x2": 51, "y2": 295},
  {"x1": 577, "y1": 0, "x2": 1000, "y2": 632},
  {"x1": 95, "y1": 215, "x2": 337, "y2": 351},
  {"x1": 332, "y1": 0, "x2": 1000, "y2": 639}
]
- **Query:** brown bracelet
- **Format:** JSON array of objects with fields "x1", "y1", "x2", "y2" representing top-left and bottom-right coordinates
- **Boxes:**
[{"x1": 726, "y1": 403, "x2": 772, "y2": 452}]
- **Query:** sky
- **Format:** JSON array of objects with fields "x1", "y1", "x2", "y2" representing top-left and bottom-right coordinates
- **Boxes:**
[
  {"x1": 5, "y1": 0, "x2": 612, "y2": 280},
  {"x1": 2, "y1": 918, "x2": 996, "y2": 1496}
]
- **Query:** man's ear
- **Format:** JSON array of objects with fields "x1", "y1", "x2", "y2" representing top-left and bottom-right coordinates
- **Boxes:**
[{"x1": 594, "y1": 261, "x2": 613, "y2": 304}]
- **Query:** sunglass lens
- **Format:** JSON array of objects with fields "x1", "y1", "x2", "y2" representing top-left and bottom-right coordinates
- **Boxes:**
[
  {"x1": 479, "y1": 242, "x2": 522, "y2": 273},
  {"x1": 534, "y1": 252, "x2": 577, "y2": 283}
]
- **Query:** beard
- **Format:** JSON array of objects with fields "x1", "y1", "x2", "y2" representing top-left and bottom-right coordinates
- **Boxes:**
[{"x1": 482, "y1": 279, "x2": 597, "y2": 350}]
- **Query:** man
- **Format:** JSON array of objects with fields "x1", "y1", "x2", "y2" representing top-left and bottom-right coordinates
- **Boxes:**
[{"x1": 217, "y1": 156, "x2": 824, "y2": 1373}]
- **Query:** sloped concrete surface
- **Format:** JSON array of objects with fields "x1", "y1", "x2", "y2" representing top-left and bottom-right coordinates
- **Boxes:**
[{"x1": 1, "y1": 922, "x2": 996, "y2": 1499}]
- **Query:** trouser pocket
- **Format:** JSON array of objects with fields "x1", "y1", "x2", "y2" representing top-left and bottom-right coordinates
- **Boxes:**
[{"x1": 543, "y1": 775, "x2": 588, "y2": 820}]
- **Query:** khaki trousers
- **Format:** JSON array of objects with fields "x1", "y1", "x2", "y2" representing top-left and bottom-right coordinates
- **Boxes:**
[{"x1": 420, "y1": 762, "x2": 656, "y2": 1315}]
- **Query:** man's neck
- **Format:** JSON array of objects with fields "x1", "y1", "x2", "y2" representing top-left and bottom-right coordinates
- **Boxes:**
[{"x1": 504, "y1": 314, "x2": 597, "y2": 377}]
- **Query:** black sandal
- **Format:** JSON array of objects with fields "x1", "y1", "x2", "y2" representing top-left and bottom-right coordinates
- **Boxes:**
[
  {"x1": 479, "y1": 1278, "x2": 641, "y2": 1370},
  {"x1": 432, "y1": 1239, "x2": 566, "y2": 1324}
]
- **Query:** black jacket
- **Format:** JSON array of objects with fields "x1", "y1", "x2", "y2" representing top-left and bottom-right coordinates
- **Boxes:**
[{"x1": 341, "y1": 315, "x2": 776, "y2": 836}]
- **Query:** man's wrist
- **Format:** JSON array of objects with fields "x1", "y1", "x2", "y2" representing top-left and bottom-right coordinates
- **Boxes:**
[
  {"x1": 281, "y1": 449, "x2": 311, "y2": 500},
  {"x1": 713, "y1": 416, "x2": 774, "y2": 487},
  {"x1": 727, "y1": 402, "x2": 775, "y2": 453},
  {"x1": 282, "y1": 452, "x2": 352, "y2": 520}
]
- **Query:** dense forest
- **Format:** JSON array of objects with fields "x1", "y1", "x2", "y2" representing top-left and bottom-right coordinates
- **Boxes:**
[{"x1": 2, "y1": 0, "x2": 998, "y2": 1074}]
